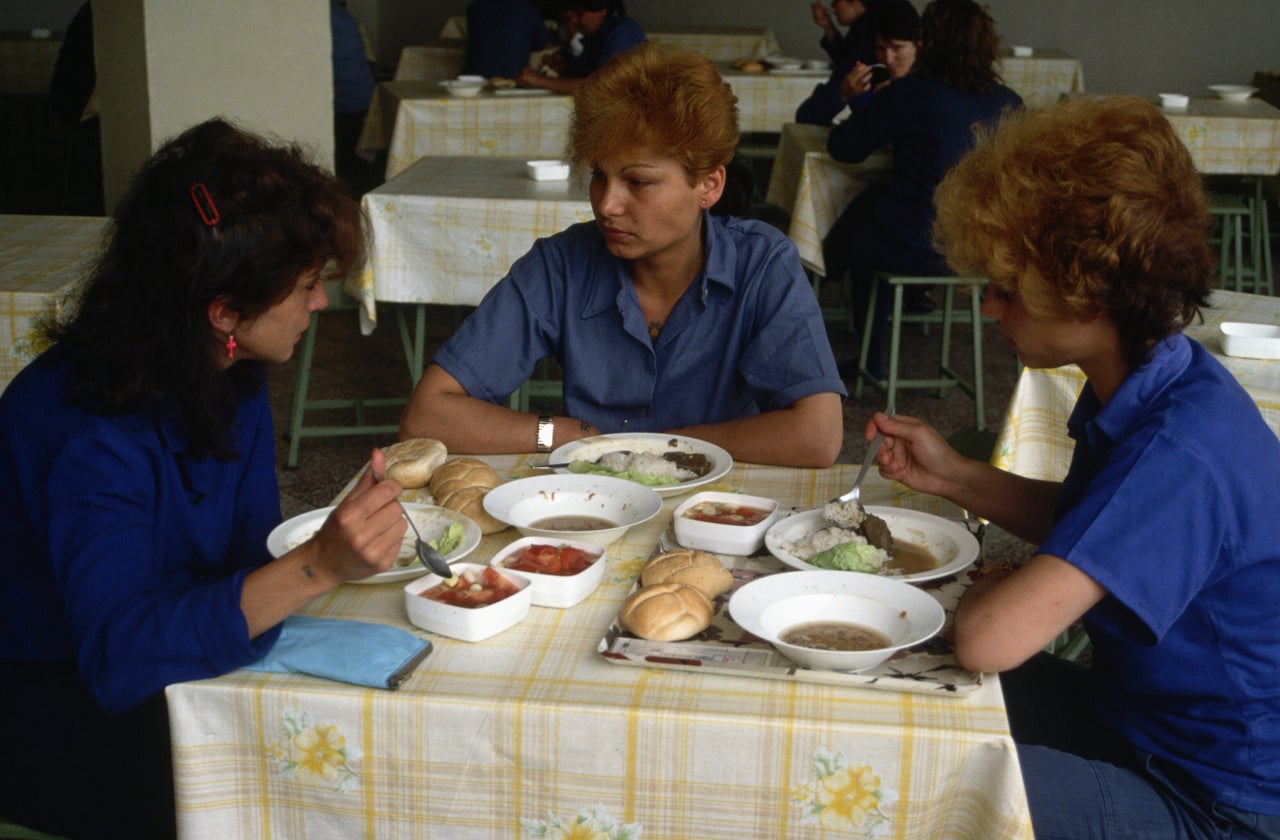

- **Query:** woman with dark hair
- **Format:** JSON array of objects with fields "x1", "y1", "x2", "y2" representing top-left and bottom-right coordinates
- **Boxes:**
[
  {"x1": 796, "y1": 0, "x2": 919, "y2": 126},
  {"x1": 515, "y1": 0, "x2": 644, "y2": 94},
  {"x1": 824, "y1": 0, "x2": 1020, "y2": 377},
  {"x1": 402, "y1": 43, "x2": 846, "y2": 468},
  {"x1": 870, "y1": 93, "x2": 1280, "y2": 838},
  {"x1": 0, "y1": 118, "x2": 411, "y2": 838}
]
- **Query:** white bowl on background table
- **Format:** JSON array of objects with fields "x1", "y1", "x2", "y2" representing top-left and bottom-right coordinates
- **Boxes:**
[
  {"x1": 1208, "y1": 84, "x2": 1257, "y2": 102},
  {"x1": 1220, "y1": 322, "x2": 1280, "y2": 359},
  {"x1": 1159, "y1": 93, "x2": 1189, "y2": 110}
]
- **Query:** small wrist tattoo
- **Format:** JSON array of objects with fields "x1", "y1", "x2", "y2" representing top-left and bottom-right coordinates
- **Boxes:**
[
  {"x1": 301, "y1": 563, "x2": 315, "y2": 579},
  {"x1": 579, "y1": 419, "x2": 592, "y2": 432}
]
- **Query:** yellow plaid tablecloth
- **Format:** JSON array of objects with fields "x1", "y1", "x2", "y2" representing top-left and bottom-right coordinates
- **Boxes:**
[
  {"x1": 1162, "y1": 96, "x2": 1280, "y2": 175},
  {"x1": 997, "y1": 47, "x2": 1085, "y2": 109},
  {"x1": 993, "y1": 290, "x2": 1280, "y2": 481},
  {"x1": 764, "y1": 122, "x2": 892, "y2": 276},
  {"x1": 719, "y1": 63, "x2": 831, "y2": 134},
  {"x1": 167, "y1": 460, "x2": 1032, "y2": 839},
  {"x1": 0, "y1": 215, "x2": 105, "y2": 393},
  {"x1": 649, "y1": 26, "x2": 782, "y2": 62},
  {"x1": 357, "y1": 81, "x2": 574, "y2": 180},
  {"x1": 392, "y1": 43, "x2": 465, "y2": 83}
]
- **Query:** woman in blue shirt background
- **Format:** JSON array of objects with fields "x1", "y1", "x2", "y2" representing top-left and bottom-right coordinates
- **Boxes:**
[{"x1": 0, "y1": 118, "x2": 411, "y2": 838}]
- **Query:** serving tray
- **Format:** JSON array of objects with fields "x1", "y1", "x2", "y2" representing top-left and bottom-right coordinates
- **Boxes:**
[{"x1": 597, "y1": 528, "x2": 984, "y2": 696}]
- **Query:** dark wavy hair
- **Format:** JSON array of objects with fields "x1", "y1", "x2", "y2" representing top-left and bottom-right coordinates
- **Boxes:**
[
  {"x1": 915, "y1": 0, "x2": 1002, "y2": 93},
  {"x1": 934, "y1": 95, "x2": 1214, "y2": 369},
  {"x1": 42, "y1": 118, "x2": 367, "y2": 458}
]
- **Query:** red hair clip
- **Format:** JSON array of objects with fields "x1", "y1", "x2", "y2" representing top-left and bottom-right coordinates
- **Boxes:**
[{"x1": 190, "y1": 183, "x2": 220, "y2": 226}]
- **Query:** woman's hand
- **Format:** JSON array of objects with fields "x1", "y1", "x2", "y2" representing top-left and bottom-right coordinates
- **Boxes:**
[
  {"x1": 869, "y1": 412, "x2": 961, "y2": 498},
  {"x1": 309, "y1": 448, "x2": 408, "y2": 584},
  {"x1": 840, "y1": 62, "x2": 880, "y2": 100},
  {"x1": 811, "y1": 1, "x2": 836, "y2": 41}
]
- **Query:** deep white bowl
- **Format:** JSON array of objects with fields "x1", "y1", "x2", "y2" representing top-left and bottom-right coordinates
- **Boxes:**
[
  {"x1": 440, "y1": 79, "x2": 484, "y2": 97},
  {"x1": 672, "y1": 491, "x2": 780, "y2": 555},
  {"x1": 404, "y1": 563, "x2": 532, "y2": 641},
  {"x1": 482, "y1": 474, "x2": 663, "y2": 546},
  {"x1": 1158, "y1": 92, "x2": 1189, "y2": 109},
  {"x1": 1208, "y1": 84, "x2": 1257, "y2": 102},
  {"x1": 266, "y1": 504, "x2": 482, "y2": 584},
  {"x1": 729, "y1": 570, "x2": 944, "y2": 672},
  {"x1": 1010, "y1": 45, "x2": 1034, "y2": 57},
  {"x1": 489, "y1": 536, "x2": 606, "y2": 608},
  {"x1": 526, "y1": 160, "x2": 570, "y2": 180}
]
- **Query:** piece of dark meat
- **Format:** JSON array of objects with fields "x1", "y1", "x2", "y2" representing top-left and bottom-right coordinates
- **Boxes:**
[
  {"x1": 662, "y1": 451, "x2": 712, "y2": 477},
  {"x1": 859, "y1": 512, "x2": 893, "y2": 552}
]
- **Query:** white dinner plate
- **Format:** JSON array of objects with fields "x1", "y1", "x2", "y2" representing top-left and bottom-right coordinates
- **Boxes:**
[
  {"x1": 764, "y1": 506, "x2": 979, "y2": 583},
  {"x1": 266, "y1": 504, "x2": 482, "y2": 584},
  {"x1": 547, "y1": 432, "x2": 732, "y2": 497}
]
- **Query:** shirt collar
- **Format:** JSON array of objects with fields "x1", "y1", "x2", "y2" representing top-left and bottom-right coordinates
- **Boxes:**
[{"x1": 1067, "y1": 331, "x2": 1191, "y2": 448}]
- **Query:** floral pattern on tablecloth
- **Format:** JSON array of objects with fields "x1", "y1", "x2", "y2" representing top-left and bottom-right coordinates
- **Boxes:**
[
  {"x1": 521, "y1": 805, "x2": 642, "y2": 839},
  {"x1": 792, "y1": 748, "x2": 894, "y2": 835},
  {"x1": 265, "y1": 709, "x2": 360, "y2": 793}
]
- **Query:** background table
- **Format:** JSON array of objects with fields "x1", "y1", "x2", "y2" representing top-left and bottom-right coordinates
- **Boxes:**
[
  {"x1": 355, "y1": 155, "x2": 593, "y2": 379},
  {"x1": 996, "y1": 47, "x2": 1085, "y2": 109},
  {"x1": 392, "y1": 42, "x2": 465, "y2": 83},
  {"x1": 993, "y1": 289, "x2": 1280, "y2": 482},
  {"x1": 167, "y1": 459, "x2": 1032, "y2": 839},
  {"x1": 719, "y1": 64, "x2": 832, "y2": 134},
  {"x1": 765, "y1": 122, "x2": 892, "y2": 277},
  {"x1": 0, "y1": 214, "x2": 104, "y2": 393},
  {"x1": 357, "y1": 82, "x2": 573, "y2": 180},
  {"x1": 648, "y1": 25, "x2": 781, "y2": 62},
  {"x1": 1160, "y1": 95, "x2": 1280, "y2": 175}
]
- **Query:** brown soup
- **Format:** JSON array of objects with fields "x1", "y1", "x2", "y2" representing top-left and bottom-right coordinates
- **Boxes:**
[
  {"x1": 885, "y1": 541, "x2": 937, "y2": 575},
  {"x1": 781, "y1": 620, "x2": 893, "y2": 651},
  {"x1": 529, "y1": 514, "x2": 616, "y2": 531}
]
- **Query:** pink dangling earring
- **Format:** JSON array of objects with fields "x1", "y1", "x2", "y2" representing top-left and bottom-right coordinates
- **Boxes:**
[{"x1": 225, "y1": 333, "x2": 237, "y2": 359}]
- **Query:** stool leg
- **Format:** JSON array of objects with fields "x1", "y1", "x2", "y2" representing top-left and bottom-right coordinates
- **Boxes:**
[
  {"x1": 886, "y1": 283, "x2": 904, "y2": 410},
  {"x1": 1233, "y1": 215, "x2": 1245, "y2": 292},
  {"x1": 1256, "y1": 180, "x2": 1274, "y2": 295},
  {"x1": 938, "y1": 284, "x2": 955, "y2": 398},
  {"x1": 970, "y1": 287, "x2": 985, "y2": 430},
  {"x1": 854, "y1": 280, "x2": 880, "y2": 398},
  {"x1": 286, "y1": 310, "x2": 320, "y2": 469}
]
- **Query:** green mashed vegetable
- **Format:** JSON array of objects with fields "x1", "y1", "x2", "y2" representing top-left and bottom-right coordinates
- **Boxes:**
[{"x1": 808, "y1": 541, "x2": 884, "y2": 573}]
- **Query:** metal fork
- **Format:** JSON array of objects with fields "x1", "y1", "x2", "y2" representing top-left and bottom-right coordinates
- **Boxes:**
[
  {"x1": 832, "y1": 406, "x2": 896, "y2": 508},
  {"x1": 372, "y1": 467, "x2": 454, "y2": 579}
]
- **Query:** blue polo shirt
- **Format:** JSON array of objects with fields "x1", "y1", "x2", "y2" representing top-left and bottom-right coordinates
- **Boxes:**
[
  {"x1": 0, "y1": 351, "x2": 282, "y2": 714},
  {"x1": 433, "y1": 214, "x2": 846, "y2": 432},
  {"x1": 1039, "y1": 333, "x2": 1280, "y2": 814}
]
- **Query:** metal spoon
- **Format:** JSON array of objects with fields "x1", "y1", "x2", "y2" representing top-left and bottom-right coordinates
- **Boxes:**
[
  {"x1": 832, "y1": 406, "x2": 896, "y2": 509},
  {"x1": 372, "y1": 468, "x2": 454, "y2": 579}
]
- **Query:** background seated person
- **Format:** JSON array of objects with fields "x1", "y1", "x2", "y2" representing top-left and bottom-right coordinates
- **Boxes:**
[
  {"x1": 796, "y1": 0, "x2": 918, "y2": 126},
  {"x1": 516, "y1": 0, "x2": 644, "y2": 94},
  {"x1": 810, "y1": 0, "x2": 879, "y2": 69},
  {"x1": 824, "y1": 0, "x2": 1020, "y2": 378},
  {"x1": 463, "y1": 0, "x2": 551, "y2": 80},
  {"x1": 401, "y1": 43, "x2": 846, "y2": 468},
  {"x1": 872, "y1": 93, "x2": 1280, "y2": 838}
]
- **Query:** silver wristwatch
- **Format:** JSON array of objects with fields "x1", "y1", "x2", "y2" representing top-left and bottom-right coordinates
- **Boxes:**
[{"x1": 536, "y1": 415, "x2": 555, "y2": 452}]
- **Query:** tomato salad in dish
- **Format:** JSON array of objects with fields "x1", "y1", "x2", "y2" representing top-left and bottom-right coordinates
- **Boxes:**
[
  {"x1": 420, "y1": 566, "x2": 520, "y2": 608},
  {"x1": 681, "y1": 501, "x2": 773, "y2": 527},
  {"x1": 499, "y1": 543, "x2": 602, "y2": 576}
]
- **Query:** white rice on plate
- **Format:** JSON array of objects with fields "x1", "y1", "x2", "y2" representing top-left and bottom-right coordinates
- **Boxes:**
[{"x1": 595, "y1": 451, "x2": 696, "y2": 481}]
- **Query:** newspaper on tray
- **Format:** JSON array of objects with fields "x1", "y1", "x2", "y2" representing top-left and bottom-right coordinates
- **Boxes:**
[{"x1": 597, "y1": 525, "x2": 985, "y2": 696}]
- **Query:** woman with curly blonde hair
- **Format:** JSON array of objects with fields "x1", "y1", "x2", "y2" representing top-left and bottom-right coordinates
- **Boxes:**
[
  {"x1": 870, "y1": 95, "x2": 1280, "y2": 837},
  {"x1": 403, "y1": 42, "x2": 846, "y2": 467}
]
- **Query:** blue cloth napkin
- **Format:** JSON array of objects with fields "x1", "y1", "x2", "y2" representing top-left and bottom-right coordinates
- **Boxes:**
[{"x1": 243, "y1": 615, "x2": 432, "y2": 689}]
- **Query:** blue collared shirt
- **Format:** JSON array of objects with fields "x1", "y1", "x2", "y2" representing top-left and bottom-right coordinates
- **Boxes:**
[
  {"x1": 433, "y1": 214, "x2": 846, "y2": 432},
  {"x1": 1040, "y1": 333, "x2": 1280, "y2": 814}
]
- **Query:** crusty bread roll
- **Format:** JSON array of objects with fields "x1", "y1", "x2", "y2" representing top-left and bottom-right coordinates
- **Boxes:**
[
  {"x1": 428, "y1": 457, "x2": 507, "y2": 534},
  {"x1": 737, "y1": 59, "x2": 764, "y2": 73},
  {"x1": 383, "y1": 438, "x2": 447, "y2": 488},
  {"x1": 619, "y1": 582, "x2": 714, "y2": 641},
  {"x1": 640, "y1": 549, "x2": 733, "y2": 599}
]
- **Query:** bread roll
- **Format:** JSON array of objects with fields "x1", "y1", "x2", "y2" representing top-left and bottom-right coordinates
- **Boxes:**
[
  {"x1": 429, "y1": 457, "x2": 507, "y2": 534},
  {"x1": 382, "y1": 438, "x2": 447, "y2": 488},
  {"x1": 619, "y1": 582, "x2": 714, "y2": 641},
  {"x1": 640, "y1": 549, "x2": 733, "y2": 599},
  {"x1": 738, "y1": 59, "x2": 764, "y2": 73}
]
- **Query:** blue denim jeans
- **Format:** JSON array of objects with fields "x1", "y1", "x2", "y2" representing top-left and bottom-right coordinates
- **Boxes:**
[{"x1": 1002, "y1": 653, "x2": 1280, "y2": 840}]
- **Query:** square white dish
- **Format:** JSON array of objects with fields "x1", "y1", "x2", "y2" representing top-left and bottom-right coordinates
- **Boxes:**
[
  {"x1": 404, "y1": 563, "x2": 532, "y2": 641},
  {"x1": 526, "y1": 160, "x2": 570, "y2": 180},
  {"x1": 489, "y1": 536, "x2": 606, "y2": 608},
  {"x1": 1220, "y1": 322, "x2": 1280, "y2": 359},
  {"x1": 672, "y1": 491, "x2": 780, "y2": 555}
]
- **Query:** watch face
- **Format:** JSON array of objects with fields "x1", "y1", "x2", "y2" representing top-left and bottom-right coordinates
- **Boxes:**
[{"x1": 537, "y1": 416, "x2": 555, "y2": 451}]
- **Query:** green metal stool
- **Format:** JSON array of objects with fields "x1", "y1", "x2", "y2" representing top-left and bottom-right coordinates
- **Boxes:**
[
  {"x1": 0, "y1": 813, "x2": 70, "y2": 840},
  {"x1": 853, "y1": 273, "x2": 988, "y2": 430},
  {"x1": 285, "y1": 282, "x2": 405, "y2": 468}
]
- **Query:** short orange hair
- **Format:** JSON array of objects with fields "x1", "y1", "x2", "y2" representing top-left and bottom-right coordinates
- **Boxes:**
[
  {"x1": 934, "y1": 94, "x2": 1214, "y2": 367},
  {"x1": 568, "y1": 42, "x2": 739, "y2": 183}
]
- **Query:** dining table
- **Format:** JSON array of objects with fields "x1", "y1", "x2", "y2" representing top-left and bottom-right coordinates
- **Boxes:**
[
  {"x1": 165, "y1": 457, "x2": 1033, "y2": 839},
  {"x1": 995, "y1": 47, "x2": 1085, "y2": 109},
  {"x1": 353, "y1": 155, "x2": 593, "y2": 382},
  {"x1": 992, "y1": 289, "x2": 1280, "y2": 482},
  {"x1": 1157, "y1": 94, "x2": 1280, "y2": 176},
  {"x1": 356, "y1": 81, "x2": 573, "y2": 180},
  {"x1": 0, "y1": 214, "x2": 105, "y2": 394},
  {"x1": 647, "y1": 25, "x2": 782, "y2": 62}
]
